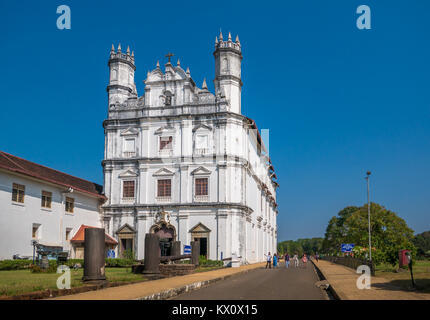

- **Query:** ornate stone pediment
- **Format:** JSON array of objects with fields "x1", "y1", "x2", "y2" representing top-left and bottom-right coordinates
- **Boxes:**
[
  {"x1": 154, "y1": 126, "x2": 175, "y2": 135},
  {"x1": 189, "y1": 222, "x2": 211, "y2": 233},
  {"x1": 191, "y1": 166, "x2": 211, "y2": 176},
  {"x1": 116, "y1": 223, "x2": 136, "y2": 234},
  {"x1": 153, "y1": 167, "x2": 174, "y2": 176},
  {"x1": 118, "y1": 169, "x2": 138, "y2": 178},
  {"x1": 192, "y1": 124, "x2": 212, "y2": 132},
  {"x1": 120, "y1": 127, "x2": 139, "y2": 136}
]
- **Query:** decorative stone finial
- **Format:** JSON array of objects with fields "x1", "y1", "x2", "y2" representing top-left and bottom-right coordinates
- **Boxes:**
[
  {"x1": 177, "y1": 58, "x2": 180, "y2": 66},
  {"x1": 156, "y1": 60, "x2": 160, "y2": 68},
  {"x1": 111, "y1": 44, "x2": 115, "y2": 53},
  {"x1": 127, "y1": 46, "x2": 130, "y2": 55},
  {"x1": 215, "y1": 36, "x2": 218, "y2": 44},
  {"x1": 186, "y1": 67, "x2": 190, "y2": 75},
  {"x1": 235, "y1": 35, "x2": 240, "y2": 44},
  {"x1": 202, "y1": 78, "x2": 208, "y2": 90},
  {"x1": 117, "y1": 43, "x2": 121, "y2": 53},
  {"x1": 131, "y1": 51, "x2": 134, "y2": 58},
  {"x1": 219, "y1": 30, "x2": 223, "y2": 41},
  {"x1": 228, "y1": 32, "x2": 232, "y2": 41}
]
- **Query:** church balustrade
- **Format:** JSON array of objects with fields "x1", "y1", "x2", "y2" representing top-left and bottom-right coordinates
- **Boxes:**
[
  {"x1": 121, "y1": 197, "x2": 135, "y2": 203},
  {"x1": 156, "y1": 196, "x2": 171, "y2": 203},
  {"x1": 194, "y1": 148, "x2": 208, "y2": 156},
  {"x1": 194, "y1": 195, "x2": 209, "y2": 202},
  {"x1": 123, "y1": 151, "x2": 136, "y2": 158}
]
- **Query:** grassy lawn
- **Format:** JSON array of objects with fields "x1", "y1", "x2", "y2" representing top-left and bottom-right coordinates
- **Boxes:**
[
  {"x1": 0, "y1": 267, "x2": 145, "y2": 297},
  {"x1": 375, "y1": 260, "x2": 430, "y2": 293}
]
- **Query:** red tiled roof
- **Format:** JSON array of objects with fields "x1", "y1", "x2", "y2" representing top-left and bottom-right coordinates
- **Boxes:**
[
  {"x1": 70, "y1": 225, "x2": 118, "y2": 245},
  {"x1": 0, "y1": 151, "x2": 106, "y2": 200}
]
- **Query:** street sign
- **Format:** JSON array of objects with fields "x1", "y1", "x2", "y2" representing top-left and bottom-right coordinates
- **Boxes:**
[
  {"x1": 341, "y1": 243, "x2": 355, "y2": 253},
  {"x1": 184, "y1": 245, "x2": 191, "y2": 254}
]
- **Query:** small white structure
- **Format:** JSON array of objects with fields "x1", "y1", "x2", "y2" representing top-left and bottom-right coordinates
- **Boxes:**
[
  {"x1": 102, "y1": 32, "x2": 279, "y2": 263},
  {"x1": 0, "y1": 151, "x2": 108, "y2": 260}
]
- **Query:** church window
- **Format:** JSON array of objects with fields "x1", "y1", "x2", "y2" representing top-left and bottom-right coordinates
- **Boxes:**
[
  {"x1": 222, "y1": 58, "x2": 229, "y2": 72},
  {"x1": 160, "y1": 136, "x2": 172, "y2": 150},
  {"x1": 195, "y1": 134, "x2": 208, "y2": 151},
  {"x1": 123, "y1": 138, "x2": 136, "y2": 157},
  {"x1": 157, "y1": 179, "x2": 171, "y2": 197},
  {"x1": 195, "y1": 178, "x2": 208, "y2": 196},
  {"x1": 65, "y1": 197, "x2": 74, "y2": 213},
  {"x1": 165, "y1": 95, "x2": 171, "y2": 106},
  {"x1": 32, "y1": 224, "x2": 41, "y2": 239},
  {"x1": 65, "y1": 228, "x2": 72, "y2": 240},
  {"x1": 123, "y1": 180, "x2": 135, "y2": 198},
  {"x1": 12, "y1": 183, "x2": 25, "y2": 203},
  {"x1": 41, "y1": 191, "x2": 52, "y2": 208}
]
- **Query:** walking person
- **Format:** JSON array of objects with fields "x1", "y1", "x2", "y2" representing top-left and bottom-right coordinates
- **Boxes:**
[
  {"x1": 284, "y1": 252, "x2": 290, "y2": 268},
  {"x1": 264, "y1": 252, "x2": 272, "y2": 269},
  {"x1": 293, "y1": 253, "x2": 299, "y2": 268},
  {"x1": 302, "y1": 253, "x2": 308, "y2": 268},
  {"x1": 273, "y1": 253, "x2": 278, "y2": 268},
  {"x1": 315, "y1": 252, "x2": 319, "y2": 262}
]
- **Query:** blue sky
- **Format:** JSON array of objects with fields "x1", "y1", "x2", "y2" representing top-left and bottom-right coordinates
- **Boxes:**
[{"x1": 1, "y1": 1, "x2": 429, "y2": 241}]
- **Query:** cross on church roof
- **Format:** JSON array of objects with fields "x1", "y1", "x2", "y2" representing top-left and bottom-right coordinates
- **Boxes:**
[{"x1": 165, "y1": 52, "x2": 174, "y2": 63}]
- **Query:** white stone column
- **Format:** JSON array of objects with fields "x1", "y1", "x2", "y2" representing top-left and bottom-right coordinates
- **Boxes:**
[
  {"x1": 136, "y1": 214, "x2": 147, "y2": 259},
  {"x1": 180, "y1": 165, "x2": 189, "y2": 203},
  {"x1": 217, "y1": 210, "x2": 228, "y2": 260}
]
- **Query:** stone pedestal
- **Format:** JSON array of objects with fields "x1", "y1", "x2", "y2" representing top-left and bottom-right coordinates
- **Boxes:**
[
  {"x1": 143, "y1": 233, "x2": 160, "y2": 275},
  {"x1": 191, "y1": 241, "x2": 200, "y2": 266},
  {"x1": 83, "y1": 228, "x2": 106, "y2": 281},
  {"x1": 171, "y1": 241, "x2": 181, "y2": 259}
]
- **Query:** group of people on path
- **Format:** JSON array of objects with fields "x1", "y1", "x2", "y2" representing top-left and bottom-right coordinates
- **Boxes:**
[{"x1": 264, "y1": 252, "x2": 317, "y2": 269}]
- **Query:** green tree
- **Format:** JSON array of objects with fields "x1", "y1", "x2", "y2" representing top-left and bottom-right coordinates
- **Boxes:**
[
  {"x1": 323, "y1": 203, "x2": 416, "y2": 265},
  {"x1": 412, "y1": 231, "x2": 430, "y2": 257}
]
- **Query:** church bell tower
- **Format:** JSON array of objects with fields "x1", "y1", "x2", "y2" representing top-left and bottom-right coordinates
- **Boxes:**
[
  {"x1": 214, "y1": 31, "x2": 243, "y2": 114},
  {"x1": 107, "y1": 44, "x2": 137, "y2": 106}
]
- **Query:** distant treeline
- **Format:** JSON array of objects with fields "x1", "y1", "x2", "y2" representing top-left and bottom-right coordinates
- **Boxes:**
[{"x1": 277, "y1": 238, "x2": 323, "y2": 256}]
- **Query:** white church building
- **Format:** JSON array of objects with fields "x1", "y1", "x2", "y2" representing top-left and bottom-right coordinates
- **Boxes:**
[{"x1": 102, "y1": 32, "x2": 279, "y2": 263}]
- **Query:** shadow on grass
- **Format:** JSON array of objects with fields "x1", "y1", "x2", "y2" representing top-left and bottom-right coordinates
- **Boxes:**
[{"x1": 372, "y1": 278, "x2": 430, "y2": 294}]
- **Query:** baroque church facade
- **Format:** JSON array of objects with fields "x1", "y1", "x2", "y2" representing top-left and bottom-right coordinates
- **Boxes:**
[{"x1": 102, "y1": 32, "x2": 279, "y2": 263}]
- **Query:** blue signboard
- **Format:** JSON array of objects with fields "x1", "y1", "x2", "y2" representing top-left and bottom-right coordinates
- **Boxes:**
[
  {"x1": 107, "y1": 249, "x2": 116, "y2": 258},
  {"x1": 341, "y1": 244, "x2": 355, "y2": 253},
  {"x1": 184, "y1": 245, "x2": 191, "y2": 254}
]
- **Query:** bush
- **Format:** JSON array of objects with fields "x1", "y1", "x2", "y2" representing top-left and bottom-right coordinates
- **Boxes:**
[
  {"x1": 198, "y1": 256, "x2": 223, "y2": 267},
  {"x1": 105, "y1": 258, "x2": 135, "y2": 267},
  {"x1": 30, "y1": 263, "x2": 57, "y2": 273},
  {"x1": 0, "y1": 260, "x2": 33, "y2": 270}
]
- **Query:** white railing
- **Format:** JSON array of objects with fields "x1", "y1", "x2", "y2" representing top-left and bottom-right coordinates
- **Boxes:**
[
  {"x1": 194, "y1": 148, "x2": 208, "y2": 156},
  {"x1": 123, "y1": 152, "x2": 136, "y2": 158},
  {"x1": 194, "y1": 195, "x2": 209, "y2": 202},
  {"x1": 156, "y1": 196, "x2": 171, "y2": 203},
  {"x1": 121, "y1": 197, "x2": 135, "y2": 203}
]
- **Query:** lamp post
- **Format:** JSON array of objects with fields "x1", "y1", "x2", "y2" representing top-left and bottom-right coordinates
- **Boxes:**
[{"x1": 365, "y1": 171, "x2": 372, "y2": 262}]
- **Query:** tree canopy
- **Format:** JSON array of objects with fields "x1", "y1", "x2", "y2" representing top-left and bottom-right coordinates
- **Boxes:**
[
  {"x1": 277, "y1": 238, "x2": 323, "y2": 256},
  {"x1": 413, "y1": 231, "x2": 430, "y2": 257},
  {"x1": 322, "y1": 203, "x2": 416, "y2": 265}
]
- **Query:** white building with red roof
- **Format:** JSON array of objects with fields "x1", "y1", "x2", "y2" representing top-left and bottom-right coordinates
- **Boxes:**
[{"x1": 0, "y1": 151, "x2": 113, "y2": 260}]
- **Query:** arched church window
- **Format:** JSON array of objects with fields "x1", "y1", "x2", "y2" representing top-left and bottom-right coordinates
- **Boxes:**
[
  {"x1": 222, "y1": 58, "x2": 229, "y2": 72},
  {"x1": 164, "y1": 91, "x2": 172, "y2": 106}
]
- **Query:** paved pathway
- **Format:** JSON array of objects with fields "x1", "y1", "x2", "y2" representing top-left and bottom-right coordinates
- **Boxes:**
[
  {"x1": 51, "y1": 263, "x2": 266, "y2": 300},
  {"x1": 314, "y1": 259, "x2": 430, "y2": 300},
  {"x1": 172, "y1": 262, "x2": 328, "y2": 300}
]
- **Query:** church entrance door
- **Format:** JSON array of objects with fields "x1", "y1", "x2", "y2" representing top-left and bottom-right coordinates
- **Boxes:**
[
  {"x1": 153, "y1": 224, "x2": 175, "y2": 257},
  {"x1": 197, "y1": 237, "x2": 208, "y2": 257}
]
